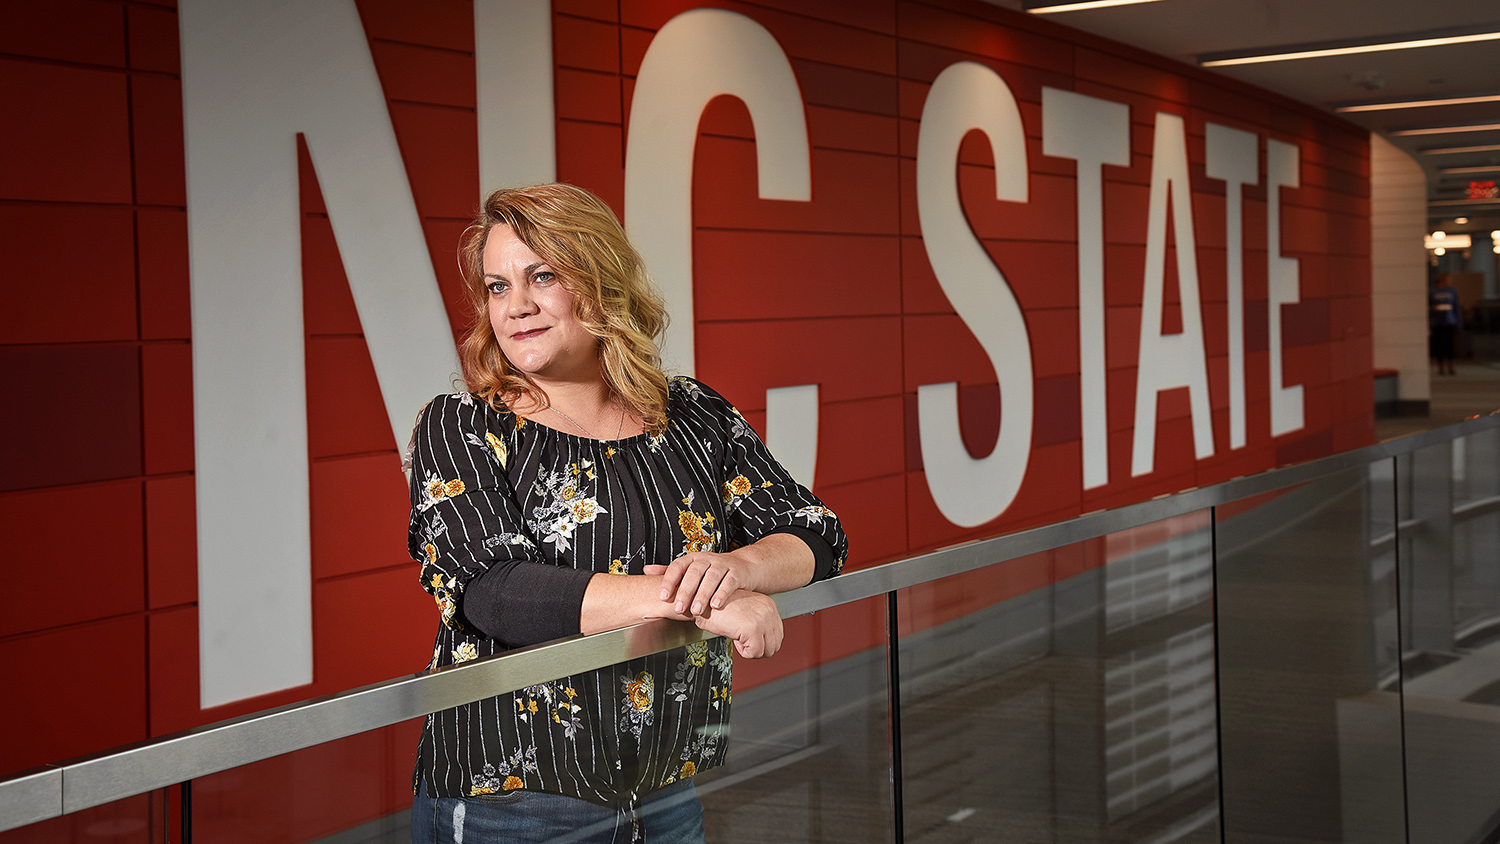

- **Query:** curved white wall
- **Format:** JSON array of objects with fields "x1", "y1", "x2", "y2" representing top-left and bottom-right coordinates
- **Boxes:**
[{"x1": 1370, "y1": 134, "x2": 1431, "y2": 403}]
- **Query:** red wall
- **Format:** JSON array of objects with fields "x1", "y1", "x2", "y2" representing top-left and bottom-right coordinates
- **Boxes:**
[{"x1": 0, "y1": 0, "x2": 1371, "y2": 838}]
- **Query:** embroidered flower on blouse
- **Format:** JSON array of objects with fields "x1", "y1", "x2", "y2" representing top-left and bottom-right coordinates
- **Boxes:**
[
  {"x1": 567, "y1": 497, "x2": 603, "y2": 524},
  {"x1": 528, "y1": 467, "x2": 607, "y2": 554},
  {"x1": 721, "y1": 475, "x2": 753, "y2": 508},
  {"x1": 678, "y1": 508, "x2": 718, "y2": 554},
  {"x1": 485, "y1": 432, "x2": 508, "y2": 468},
  {"x1": 672, "y1": 376, "x2": 704, "y2": 400},
  {"x1": 467, "y1": 744, "x2": 538, "y2": 795},
  {"x1": 620, "y1": 671, "x2": 656, "y2": 739},
  {"x1": 625, "y1": 673, "x2": 654, "y2": 712},
  {"x1": 792, "y1": 505, "x2": 837, "y2": 525},
  {"x1": 481, "y1": 533, "x2": 534, "y2": 551},
  {"x1": 667, "y1": 639, "x2": 713, "y2": 703},
  {"x1": 427, "y1": 572, "x2": 461, "y2": 628},
  {"x1": 453, "y1": 641, "x2": 478, "y2": 663},
  {"x1": 418, "y1": 473, "x2": 465, "y2": 511},
  {"x1": 680, "y1": 761, "x2": 697, "y2": 778}
]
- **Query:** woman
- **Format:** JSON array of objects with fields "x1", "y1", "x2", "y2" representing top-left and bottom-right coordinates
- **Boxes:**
[{"x1": 406, "y1": 183, "x2": 848, "y2": 843}]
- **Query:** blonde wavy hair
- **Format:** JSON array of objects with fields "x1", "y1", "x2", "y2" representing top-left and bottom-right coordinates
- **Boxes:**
[{"x1": 458, "y1": 183, "x2": 671, "y2": 432}]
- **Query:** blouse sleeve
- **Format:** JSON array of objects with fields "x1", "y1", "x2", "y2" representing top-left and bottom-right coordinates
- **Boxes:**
[
  {"x1": 408, "y1": 394, "x2": 594, "y2": 646},
  {"x1": 685, "y1": 380, "x2": 849, "y2": 581}
]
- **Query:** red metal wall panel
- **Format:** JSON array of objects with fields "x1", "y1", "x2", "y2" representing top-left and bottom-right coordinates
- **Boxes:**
[{"x1": 0, "y1": 3, "x2": 1374, "y2": 821}]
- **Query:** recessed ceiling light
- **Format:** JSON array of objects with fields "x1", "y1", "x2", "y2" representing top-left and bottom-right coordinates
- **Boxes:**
[
  {"x1": 1025, "y1": 0, "x2": 1164, "y2": 13},
  {"x1": 1435, "y1": 247, "x2": 1447, "y2": 255},
  {"x1": 1200, "y1": 25, "x2": 1500, "y2": 67},
  {"x1": 1390, "y1": 122, "x2": 1500, "y2": 136},
  {"x1": 1337, "y1": 93, "x2": 1500, "y2": 113},
  {"x1": 1456, "y1": 217, "x2": 1470, "y2": 224}
]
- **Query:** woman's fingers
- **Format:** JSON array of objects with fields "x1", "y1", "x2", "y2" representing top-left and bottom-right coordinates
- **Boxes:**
[
  {"x1": 657, "y1": 553, "x2": 737, "y2": 615},
  {"x1": 694, "y1": 590, "x2": 782, "y2": 658},
  {"x1": 654, "y1": 558, "x2": 690, "y2": 601}
]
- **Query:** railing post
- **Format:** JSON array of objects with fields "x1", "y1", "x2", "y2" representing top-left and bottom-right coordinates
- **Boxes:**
[
  {"x1": 886, "y1": 590, "x2": 905, "y2": 844},
  {"x1": 180, "y1": 781, "x2": 192, "y2": 844}
]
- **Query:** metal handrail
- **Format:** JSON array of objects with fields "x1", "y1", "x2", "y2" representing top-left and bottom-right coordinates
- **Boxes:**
[{"x1": 3, "y1": 411, "x2": 1497, "y2": 833}]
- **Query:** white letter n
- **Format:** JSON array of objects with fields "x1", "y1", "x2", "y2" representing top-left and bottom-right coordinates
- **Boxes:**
[{"x1": 180, "y1": 0, "x2": 459, "y2": 707}]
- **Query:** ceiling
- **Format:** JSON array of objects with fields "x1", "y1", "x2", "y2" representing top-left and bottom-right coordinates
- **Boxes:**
[{"x1": 984, "y1": 0, "x2": 1500, "y2": 237}]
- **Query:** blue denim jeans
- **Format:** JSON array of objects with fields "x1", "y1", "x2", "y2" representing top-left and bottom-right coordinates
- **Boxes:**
[{"x1": 411, "y1": 777, "x2": 704, "y2": 844}]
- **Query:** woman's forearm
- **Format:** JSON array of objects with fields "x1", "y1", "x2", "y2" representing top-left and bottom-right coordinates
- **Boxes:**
[
  {"x1": 724, "y1": 532, "x2": 816, "y2": 594},
  {"x1": 582, "y1": 534, "x2": 814, "y2": 634},
  {"x1": 646, "y1": 532, "x2": 817, "y2": 618},
  {"x1": 578, "y1": 572, "x2": 689, "y2": 635}
]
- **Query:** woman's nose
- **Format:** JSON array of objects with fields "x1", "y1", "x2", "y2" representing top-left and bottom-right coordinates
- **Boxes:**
[{"x1": 507, "y1": 284, "x2": 537, "y2": 316}]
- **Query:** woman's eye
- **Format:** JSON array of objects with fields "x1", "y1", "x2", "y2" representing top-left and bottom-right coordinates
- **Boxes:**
[
  {"x1": 533, "y1": 271, "x2": 555, "y2": 285},
  {"x1": 486, "y1": 281, "x2": 507, "y2": 295}
]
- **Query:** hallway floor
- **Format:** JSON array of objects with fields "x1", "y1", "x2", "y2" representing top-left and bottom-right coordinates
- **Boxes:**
[{"x1": 1376, "y1": 360, "x2": 1500, "y2": 441}]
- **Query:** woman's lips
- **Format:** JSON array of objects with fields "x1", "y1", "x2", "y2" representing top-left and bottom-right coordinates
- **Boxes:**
[{"x1": 511, "y1": 327, "x2": 548, "y2": 341}]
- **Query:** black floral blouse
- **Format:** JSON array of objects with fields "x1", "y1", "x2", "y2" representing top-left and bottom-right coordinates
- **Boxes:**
[{"x1": 407, "y1": 376, "x2": 848, "y2": 807}]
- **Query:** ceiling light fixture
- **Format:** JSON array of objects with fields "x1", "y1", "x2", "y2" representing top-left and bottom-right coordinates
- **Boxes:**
[
  {"x1": 1199, "y1": 24, "x2": 1500, "y2": 67},
  {"x1": 1390, "y1": 122, "x2": 1500, "y2": 136},
  {"x1": 1431, "y1": 198, "x2": 1500, "y2": 206},
  {"x1": 1025, "y1": 0, "x2": 1165, "y2": 13},
  {"x1": 1439, "y1": 165, "x2": 1500, "y2": 174},
  {"x1": 1336, "y1": 93, "x2": 1500, "y2": 113},
  {"x1": 1426, "y1": 233, "x2": 1470, "y2": 249},
  {"x1": 1422, "y1": 143, "x2": 1500, "y2": 155}
]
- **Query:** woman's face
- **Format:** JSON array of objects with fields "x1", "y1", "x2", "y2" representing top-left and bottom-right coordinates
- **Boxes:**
[{"x1": 484, "y1": 224, "x2": 599, "y2": 385}]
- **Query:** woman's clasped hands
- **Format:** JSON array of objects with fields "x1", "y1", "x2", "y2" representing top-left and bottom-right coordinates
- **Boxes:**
[{"x1": 645, "y1": 552, "x2": 784, "y2": 659}]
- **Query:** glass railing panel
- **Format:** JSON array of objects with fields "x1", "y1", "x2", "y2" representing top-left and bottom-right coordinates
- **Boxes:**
[
  {"x1": 1215, "y1": 465, "x2": 1404, "y2": 844},
  {"x1": 190, "y1": 718, "x2": 420, "y2": 844},
  {"x1": 897, "y1": 512, "x2": 1219, "y2": 844},
  {"x1": 181, "y1": 610, "x2": 893, "y2": 844},
  {"x1": 0, "y1": 790, "x2": 168, "y2": 844},
  {"x1": 1450, "y1": 427, "x2": 1500, "y2": 640},
  {"x1": 695, "y1": 596, "x2": 895, "y2": 844},
  {"x1": 1398, "y1": 431, "x2": 1500, "y2": 844}
]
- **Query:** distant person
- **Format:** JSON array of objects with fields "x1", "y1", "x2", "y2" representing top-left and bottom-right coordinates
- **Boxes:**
[
  {"x1": 405, "y1": 183, "x2": 848, "y2": 843},
  {"x1": 1430, "y1": 276, "x2": 1461, "y2": 376}
]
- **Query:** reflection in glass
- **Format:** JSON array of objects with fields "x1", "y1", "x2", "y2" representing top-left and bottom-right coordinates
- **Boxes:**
[
  {"x1": 898, "y1": 514, "x2": 1219, "y2": 844},
  {"x1": 193, "y1": 719, "x2": 420, "y2": 844},
  {"x1": 1450, "y1": 428, "x2": 1500, "y2": 645},
  {"x1": 696, "y1": 598, "x2": 894, "y2": 844},
  {"x1": 0, "y1": 791, "x2": 162, "y2": 844},
  {"x1": 1216, "y1": 467, "x2": 1404, "y2": 844},
  {"x1": 1400, "y1": 430, "x2": 1500, "y2": 844}
]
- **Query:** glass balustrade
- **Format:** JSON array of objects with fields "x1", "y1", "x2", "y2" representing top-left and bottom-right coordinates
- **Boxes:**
[
  {"x1": 1398, "y1": 428, "x2": 1500, "y2": 844},
  {"x1": 7, "y1": 419, "x2": 1500, "y2": 844}
]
